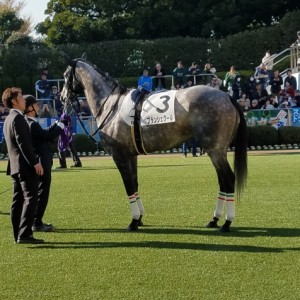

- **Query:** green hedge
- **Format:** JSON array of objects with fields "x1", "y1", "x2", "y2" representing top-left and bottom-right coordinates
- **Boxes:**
[
  {"x1": 247, "y1": 126, "x2": 300, "y2": 147},
  {"x1": 278, "y1": 126, "x2": 300, "y2": 144},
  {"x1": 248, "y1": 126, "x2": 279, "y2": 146}
]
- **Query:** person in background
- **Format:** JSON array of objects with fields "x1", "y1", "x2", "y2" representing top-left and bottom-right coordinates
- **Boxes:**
[
  {"x1": 41, "y1": 67, "x2": 53, "y2": 81},
  {"x1": 284, "y1": 81, "x2": 295, "y2": 99},
  {"x1": 224, "y1": 65, "x2": 239, "y2": 94},
  {"x1": 134, "y1": 69, "x2": 153, "y2": 108},
  {"x1": 250, "y1": 99, "x2": 260, "y2": 109},
  {"x1": 294, "y1": 89, "x2": 300, "y2": 107},
  {"x1": 35, "y1": 73, "x2": 51, "y2": 106},
  {"x1": 0, "y1": 103, "x2": 9, "y2": 120},
  {"x1": 137, "y1": 69, "x2": 152, "y2": 92},
  {"x1": 78, "y1": 99, "x2": 91, "y2": 117},
  {"x1": 24, "y1": 95, "x2": 65, "y2": 232},
  {"x1": 2, "y1": 87, "x2": 44, "y2": 244},
  {"x1": 262, "y1": 50, "x2": 276, "y2": 80},
  {"x1": 188, "y1": 62, "x2": 201, "y2": 84},
  {"x1": 201, "y1": 63, "x2": 215, "y2": 85},
  {"x1": 252, "y1": 81, "x2": 269, "y2": 102},
  {"x1": 261, "y1": 98, "x2": 275, "y2": 110},
  {"x1": 232, "y1": 75, "x2": 244, "y2": 100},
  {"x1": 39, "y1": 103, "x2": 52, "y2": 118},
  {"x1": 237, "y1": 94, "x2": 250, "y2": 112},
  {"x1": 284, "y1": 69, "x2": 297, "y2": 90},
  {"x1": 183, "y1": 78, "x2": 194, "y2": 88},
  {"x1": 207, "y1": 77, "x2": 221, "y2": 89},
  {"x1": 49, "y1": 86, "x2": 63, "y2": 117},
  {"x1": 245, "y1": 76, "x2": 256, "y2": 101},
  {"x1": 182, "y1": 138, "x2": 198, "y2": 158},
  {"x1": 254, "y1": 63, "x2": 269, "y2": 89},
  {"x1": 153, "y1": 63, "x2": 166, "y2": 91},
  {"x1": 173, "y1": 61, "x2": 188, "y2": 88},
  {"x1": 269, "y1": 70, "x2": 283, "y2": 98},
  {"x1": 56, "y1": 113, "x2": 82, "y2": 169}
]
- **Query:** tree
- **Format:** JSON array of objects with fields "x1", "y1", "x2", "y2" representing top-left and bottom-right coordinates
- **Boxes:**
[
  {"x1": 37, "y1": 0, "x2": 300, "y2": 44},
  {"x1": 0, "y1": 0, "x2": 32, "y2": 45}
]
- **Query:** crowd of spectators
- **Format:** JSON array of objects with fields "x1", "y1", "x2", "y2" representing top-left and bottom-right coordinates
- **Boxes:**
[{"x1": 138, "y1": 48, "x2": 299, "y2": 112}]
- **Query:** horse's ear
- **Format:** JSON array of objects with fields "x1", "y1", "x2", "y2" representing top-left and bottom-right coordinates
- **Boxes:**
[
  {"x1": 62, "y1": 52, "x2": 73, "y2": 66},
  {"x1": 81, "y1": 52, "x2": 87, "y2": 60}
]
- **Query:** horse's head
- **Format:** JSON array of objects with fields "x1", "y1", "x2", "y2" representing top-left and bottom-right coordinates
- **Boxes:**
[{"x1": 60, "y1": 59, "x2": 84, "y2": 107}]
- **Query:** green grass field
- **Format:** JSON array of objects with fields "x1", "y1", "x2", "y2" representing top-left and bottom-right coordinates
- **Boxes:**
[{"x1": 0, "y1": 153, "x2": 299, "y2": 299}]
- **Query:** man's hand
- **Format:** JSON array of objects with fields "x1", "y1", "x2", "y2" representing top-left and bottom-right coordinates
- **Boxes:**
[
  {"x1": 60, "y1": 118, "x2": 69, "y2": 126},
  {"x1": 34, "y1": 163, "x2": 44, "y2": 176}
]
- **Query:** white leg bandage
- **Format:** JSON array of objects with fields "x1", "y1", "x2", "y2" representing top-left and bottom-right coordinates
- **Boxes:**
[
  {"x1": 214, "y1": 191, "x2": 226, "y2": 219},
  {"x1": 135, "y1": 192, "x2": 145, "y2": 216},
  {"x1": 225, "y1": 193, "x2": 235, "y2": 221},
  {"x1": 128, "y1": 194, "x2": 140, "y2": 220}
]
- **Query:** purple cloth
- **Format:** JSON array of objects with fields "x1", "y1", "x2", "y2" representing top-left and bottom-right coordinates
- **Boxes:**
[{"x1": 58, "y1": 113, "x2": 72, "y2": 151}]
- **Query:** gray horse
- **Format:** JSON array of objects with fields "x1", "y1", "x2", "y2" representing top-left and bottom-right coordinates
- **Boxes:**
[{"x1": 60, "y1": 58, "x2": 248, "y2": 232}]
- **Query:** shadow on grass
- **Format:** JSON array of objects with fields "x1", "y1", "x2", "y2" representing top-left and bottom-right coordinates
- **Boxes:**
[
  {"x1": 31, "y1": 240, "x2": 299, "y2": 253},
  {"x1": 0, "y1": 211, "x2": 10, "y2": 216},
  {"x1": 52, "y1": 163, "x2": 194, "y2": 173},
  {"x1": 54, "y1": 225, "x2": 300, "y2": 238}
]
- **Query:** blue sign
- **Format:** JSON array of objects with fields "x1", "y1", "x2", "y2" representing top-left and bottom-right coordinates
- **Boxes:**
[
  {"x1": 0, "y1": 122, "x2": 3, "y2": 143},
  {"x1": 291, "y1": 108, "x2": 300, "y2": 127}
]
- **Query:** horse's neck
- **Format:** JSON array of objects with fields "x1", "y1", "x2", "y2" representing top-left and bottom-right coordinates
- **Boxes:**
[
  {"x1": 77, "y1": 68, "x2": 111, "y2": 117},
  {"x1": 88, "y1": 88, "x2": 122, "y2": 127}
]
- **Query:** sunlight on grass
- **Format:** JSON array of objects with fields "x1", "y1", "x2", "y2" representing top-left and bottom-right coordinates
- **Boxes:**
[{"x1": 0, "y1": 153, "x2": 299, "y2": 299}]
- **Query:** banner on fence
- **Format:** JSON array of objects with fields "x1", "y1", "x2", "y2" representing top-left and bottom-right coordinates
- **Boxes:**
[{"x1": 245, "y1": 109, "x2": 290, "y2": 128}]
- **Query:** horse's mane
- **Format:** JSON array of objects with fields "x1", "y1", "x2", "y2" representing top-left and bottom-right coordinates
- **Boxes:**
[{"x1": 77, "y1": 58, "x2": 128, "y2": 95}]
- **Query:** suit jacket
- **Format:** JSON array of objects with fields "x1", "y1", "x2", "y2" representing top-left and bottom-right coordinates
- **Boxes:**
[
  {"x1": 26, "y1": 118, "x2": 63, "y2": 170},
  {"x1": 3, "y1": 109, "x2": 38, "y2": 176}
]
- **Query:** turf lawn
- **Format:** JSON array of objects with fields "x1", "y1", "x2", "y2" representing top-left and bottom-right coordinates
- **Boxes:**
[{"x1": 0, "y1": 152, "x2": 299, "y2": 299}]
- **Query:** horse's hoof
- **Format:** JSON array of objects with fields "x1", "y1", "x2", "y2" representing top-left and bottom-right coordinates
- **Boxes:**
[
  {"x1": 137, "y1": 215, "x2": 143, "y2": 226},
  {"x1": 205, "y1": 221, "x2": 220, "y2": 228},
  {"x1": 219, "y1": 220, "x2": 232, "y2": 233},
  {"x1": 127, "y1": 219, "x2": 139, "y2": 232}
]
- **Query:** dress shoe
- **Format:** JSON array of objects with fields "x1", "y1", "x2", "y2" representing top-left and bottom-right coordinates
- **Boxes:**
[
  {"x1": 32, "y1": 223, "x2": 54, "y2": 232},
  {"x1": 55, "y1": 166, "x2": 67, "y2": 169},
  {"x1": 193, "y1": 154, "x2": 198, "y2": 157},
  {"x1": 70, "y1": 163, "x2": 82, "y2": 168},
  {"x1": 17, "y1": 236, "x2": 44, "y2": 244}
]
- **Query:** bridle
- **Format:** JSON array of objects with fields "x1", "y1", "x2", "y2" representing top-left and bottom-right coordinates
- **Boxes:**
[{"x1": 63, "y1": 59, "x2": 119, "y2": 142}]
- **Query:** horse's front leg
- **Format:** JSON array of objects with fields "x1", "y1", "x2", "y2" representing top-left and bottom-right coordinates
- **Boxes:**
[
  {"x1": 130, "y1": 156, "x2": 144, "y2": 227},
  {"x1": 113, "y1": 154, "x2": 144, "y2": 231}
]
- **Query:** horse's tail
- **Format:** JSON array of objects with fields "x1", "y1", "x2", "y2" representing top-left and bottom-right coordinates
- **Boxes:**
[{"x1": 229, "y1": 96, "x2": 248, "y2": 199}]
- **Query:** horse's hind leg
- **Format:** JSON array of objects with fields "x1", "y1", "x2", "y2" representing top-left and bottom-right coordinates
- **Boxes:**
[{"x1": 206, "y1": 152, "x2": 235, "y2": 232}]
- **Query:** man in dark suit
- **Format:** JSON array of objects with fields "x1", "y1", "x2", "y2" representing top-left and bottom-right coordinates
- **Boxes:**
[
  {"x1": 24, "y1": 95, "x2": 65, "y2": 232},
  {"x1": 2, "y1": 87, "x2": 44, "y2": 244}
]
